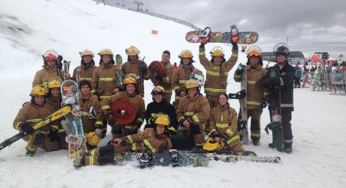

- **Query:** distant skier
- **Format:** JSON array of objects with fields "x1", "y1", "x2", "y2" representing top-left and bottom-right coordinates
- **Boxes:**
[
  {"x1": 234, "y1": 45, "x2": 268, "y2": 146},
  {"x1": 199, "y1": 39, "x2": 238, "y2": 109},
  {"x1": 294, "y1": 65, "x2": 302, "y2": 88},
  {"x1": 173, "y1": 62, "x2": 178, "y2": 70},
  {"x1": 33, "y1": 50, "x2": 70, "y2": 87},
  {"x1": 13, "y1": 85, "x2": 60, "y2": 157},
  {"x1": 262, "y1": 43, "x2": 295, "y2": 153},
  {"x1": 73, "y1": 113, "x2": 172, "y2": 167}
]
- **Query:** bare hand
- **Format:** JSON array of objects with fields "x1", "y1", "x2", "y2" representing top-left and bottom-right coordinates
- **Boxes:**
[
  {"x1": 193, "y1": 68, "x2": 200, "y2": 73},
  {"x1": 113, "y1": 138, "x2": 122, "y2": 146},
  {"x1": 113, "y1": 88, "x2": 120, "y2": 94},
  {"x1": 220, "y1": 138, "x2": 226, "y2": 143},
  {"x1": 214, "y1": 137, "x2": 220, "y2": 142},
  {"x1": 183, "y1": 120, "x2": 191, "y2": 128},
  {"x1": 65, "y1": 72, "x2": 71, "y2": 79}
]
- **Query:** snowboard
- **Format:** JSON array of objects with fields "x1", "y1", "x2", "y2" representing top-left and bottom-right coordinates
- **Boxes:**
[
  {"x1": 0, "y1": 106, "x2": 71, "y2": 151},
  {"x1": 63, "y1": 60, "x2": 70, "y2": 80},
  {"x1": 115, "y1": 54, "x2": 122, "y2": 88},
  {"x1": 105, "y1": 99, "x2": 137, "y2": 125},
  {"x1": 264, "y1": 67, "x2": 284, "y2": 152},
  {"x1": 113, "y1": 149, "x2": 209, "y2": 168},
  {"x1": 61, "y1": 80, "x2": 86, "y2": 159},
  {"x1": 238, "y1": 64, "x2": 249, "y2": 145},
  {"x1": 186, "y1": 31, "x2": 259, "y2": 44},
  {"x1": 149, "y1": 61, "x2": 167, "y2": 86},
  {"x1": 75, "y1": 67, "x2": 81, "y2": 85},
  {"x1": 189, "y1": 70, "x2": 204, "y2": 87}
]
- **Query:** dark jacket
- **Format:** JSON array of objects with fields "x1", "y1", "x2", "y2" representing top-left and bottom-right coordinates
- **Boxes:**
[
  {"x1": 262, "y1": 62, "x2": 294, "y2": 112},
  {"x1": 144, "y1": 98, "x2": 178, "y2": 129}
]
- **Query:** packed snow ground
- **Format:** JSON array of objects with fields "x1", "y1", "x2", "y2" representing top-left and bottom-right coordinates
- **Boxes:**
[{"x1": 1, "y1": 0, "x2": 346, "y2": 187}]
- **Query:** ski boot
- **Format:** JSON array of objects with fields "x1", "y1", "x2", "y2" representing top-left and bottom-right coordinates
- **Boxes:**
[
  {"x1": 284, "y1": 143, "x2": 292, "y2": 154},
  {"x1": 252, "y1": 139, "x2": 260, "y2": 146}
]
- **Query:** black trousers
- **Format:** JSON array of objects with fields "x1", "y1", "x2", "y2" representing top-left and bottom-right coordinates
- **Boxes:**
[{"x1": 282, "y1": 111, "x2": 293, "y2": 143}]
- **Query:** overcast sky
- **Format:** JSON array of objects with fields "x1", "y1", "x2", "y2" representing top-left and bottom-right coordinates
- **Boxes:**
[{"x1": 104, "y1": 0, "x2": 346, "y2": 59}]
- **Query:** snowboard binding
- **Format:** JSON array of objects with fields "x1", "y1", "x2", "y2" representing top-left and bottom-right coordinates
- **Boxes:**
[
  {"x1": 230, "y1": 25, "x2": 239, "y2": 43},
  {"x1": 200, "y1": 27, "x2": 212, "y2": 44}
]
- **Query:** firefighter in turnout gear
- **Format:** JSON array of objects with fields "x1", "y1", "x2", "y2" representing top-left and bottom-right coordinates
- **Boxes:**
[
  {"x1": 199, "y1": 41, "x2": 239, "y2": 109},
  {"x1": 176, "y1": 79, "x2": 210, "y2": 148},
  {"x1": 101, "y1": 75, "x2": 145, "y2": 139},
  {"x1": 33, "y1": 50, "x2": 69, "y2": 87},
  {"x1": 46, "y1": 79, "x2": 68, "y2": 149},
  {"x1": 122, "y1": 45, "x2": 150, "y2": 97},
  {"x1": 78, "y1": 80, "x2": 104, "y2": 149},
  {"x1": 72, "y1": 49, "x2": 97, "y2": 85},
  {"x1": 154, "y1": 50, "x2": 174, "y2": 102},
  {"x1": 208, "y1": 93, "x2": 244, "y2": 151},
  {"x1": 172, "y1": 50, "x2": 200, "y2": 110},
  {"x1": 13, "y1": 85, "x2": 60, "y2": 157},
  {"x1": 234, "y1": 45, "x2": 267, "y2": 145},
  {"x1": 91, "y1": 48, "x2": 121, "y2": 138},
  {"x1": 262, "y1": 42, "x2": 295, "y2": 153},
  {"x1": 73, "y1": 113, "x2": 172, "y2": 167}
]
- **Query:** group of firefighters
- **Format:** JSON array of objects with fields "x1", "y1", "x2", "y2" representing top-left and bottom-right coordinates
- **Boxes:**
[{"x1": 13, "y1": 41, "x2": 295, "y2": 167}]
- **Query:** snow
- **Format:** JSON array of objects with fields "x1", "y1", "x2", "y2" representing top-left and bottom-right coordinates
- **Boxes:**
[{"x1": 1, "y1": 0, "x2": 346, "y2": 187}]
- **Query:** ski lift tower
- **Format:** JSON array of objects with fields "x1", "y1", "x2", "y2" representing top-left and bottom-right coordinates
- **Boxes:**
[{"x1": 134, "y1": 0, "x2": 143, "y2": 12}]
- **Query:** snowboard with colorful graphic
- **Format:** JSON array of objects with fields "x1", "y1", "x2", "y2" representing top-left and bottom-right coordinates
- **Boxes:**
[
  {"x1": 61, "y1": 80, "x2": 86, "y2": 159},
  {"x1": 186, "y1": 31, "x2": 259, "y2": 44}
]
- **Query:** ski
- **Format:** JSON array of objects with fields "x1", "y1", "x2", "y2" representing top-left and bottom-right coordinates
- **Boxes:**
[
  {"x1": 75, "y1": 67, "x2": 81, "y2": 85},
  {"x1": 63, "y1": 60, "x2": 70, "y2": 80},
  {"x1": 178, "y1": 149, "x2": 257, "y2": 156},
  {"x1": 0, "y1": 106, "x2": 71, "y2": 151},
  {"x1": 115, "y1": 54, "x2": 122, "y2": 88}
]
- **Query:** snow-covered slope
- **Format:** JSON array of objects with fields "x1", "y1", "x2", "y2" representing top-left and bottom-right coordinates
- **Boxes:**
[{"x1": 0, "y1": 0, "x2": 346, "y2": 187}]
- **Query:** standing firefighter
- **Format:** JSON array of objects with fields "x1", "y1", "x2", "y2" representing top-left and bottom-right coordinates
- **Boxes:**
[
  {"x1": 154, "y1": 50, "x2": 174, "y2": 102},
  {"x1": 262, "y1": 42, "x2": 295, "y2": 153},
  {"x1": 176, "y1": 79, "x2": 210, "y2": 148},
  {"x1": 101, "y1": 75, "x2": 145, "y2": 139},
  {"x1": 122, "y1": 45, "x2": 150, "y2": 97},
  {"x1": 234, "y1": 45, "x2": 268, "y2": 145},
  {"x1": 13, "y1": 85, "x2": 60, "y2": 157},
  {"x1": 33, "y1": 50, "x2": 69, "y2": 87},
  {"x1": 72, "y1": 49, "x2": 97, "y2": 84},
  {"x1": 172, "y1": 50, "x2": 200, "y2": 109},
  {"x1": 91, "y1": 48, "x2": 121, "y2": 138},
  {"x1": 199, "y1": 41, "x2": 239, "y2": 109},
  {"x1": 73, "y1": 113, "x2": 172, "y2": 167}
]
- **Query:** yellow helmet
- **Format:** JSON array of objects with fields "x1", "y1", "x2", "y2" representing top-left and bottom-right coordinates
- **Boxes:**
[
  {"x1": 85, "y1": 131, "x2": 100, "y2": 146},
  {"x1": 178, "y1": 50, "x2": 193, "y2": 59},
  {"x1": 123, "y1": 75, "x2": 137, "y2": 84},
  {"x1": 47, "y1": 79, "x2": 62, "y2": 89},
  {"x1": 98, "y1": 48, "x2": 114, "y2": 56},
  {"x1": 80, "y1": 49, "x2": 94, "y2": 57},
  {"x1": 154, "y1": 113, "x2": 170, "y2": 126},
  {"x1": 126, "y1": 45, "x2": 140, "y2": 55},
  {"x1": 203, "y1": 137, "x2": 225, "y2": 151},
  {"x1": 247, "y1": 45, "x2": 262, "y2": 57},
  {"x1": 31, "y1": 85, "x2": 47, "y2": 96},
  {"x1": 185, "y1": 79, "x2": 199, "y2": 89},
  {"x1": 210, "y1": 46, "x2": 224, "y2": 57},
  {"x1": 151, "y1": 85, "x2": 166, "y2": 95}
]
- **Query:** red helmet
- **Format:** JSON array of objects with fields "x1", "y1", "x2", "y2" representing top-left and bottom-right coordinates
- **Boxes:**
[{"x1": 44, "y1": 50, "x2": 58, "y2": 61}]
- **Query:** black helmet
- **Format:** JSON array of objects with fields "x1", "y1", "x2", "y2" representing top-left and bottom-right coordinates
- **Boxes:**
[{"x1": 273, "y1": 42, "x2": 290, "y2": 57}]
